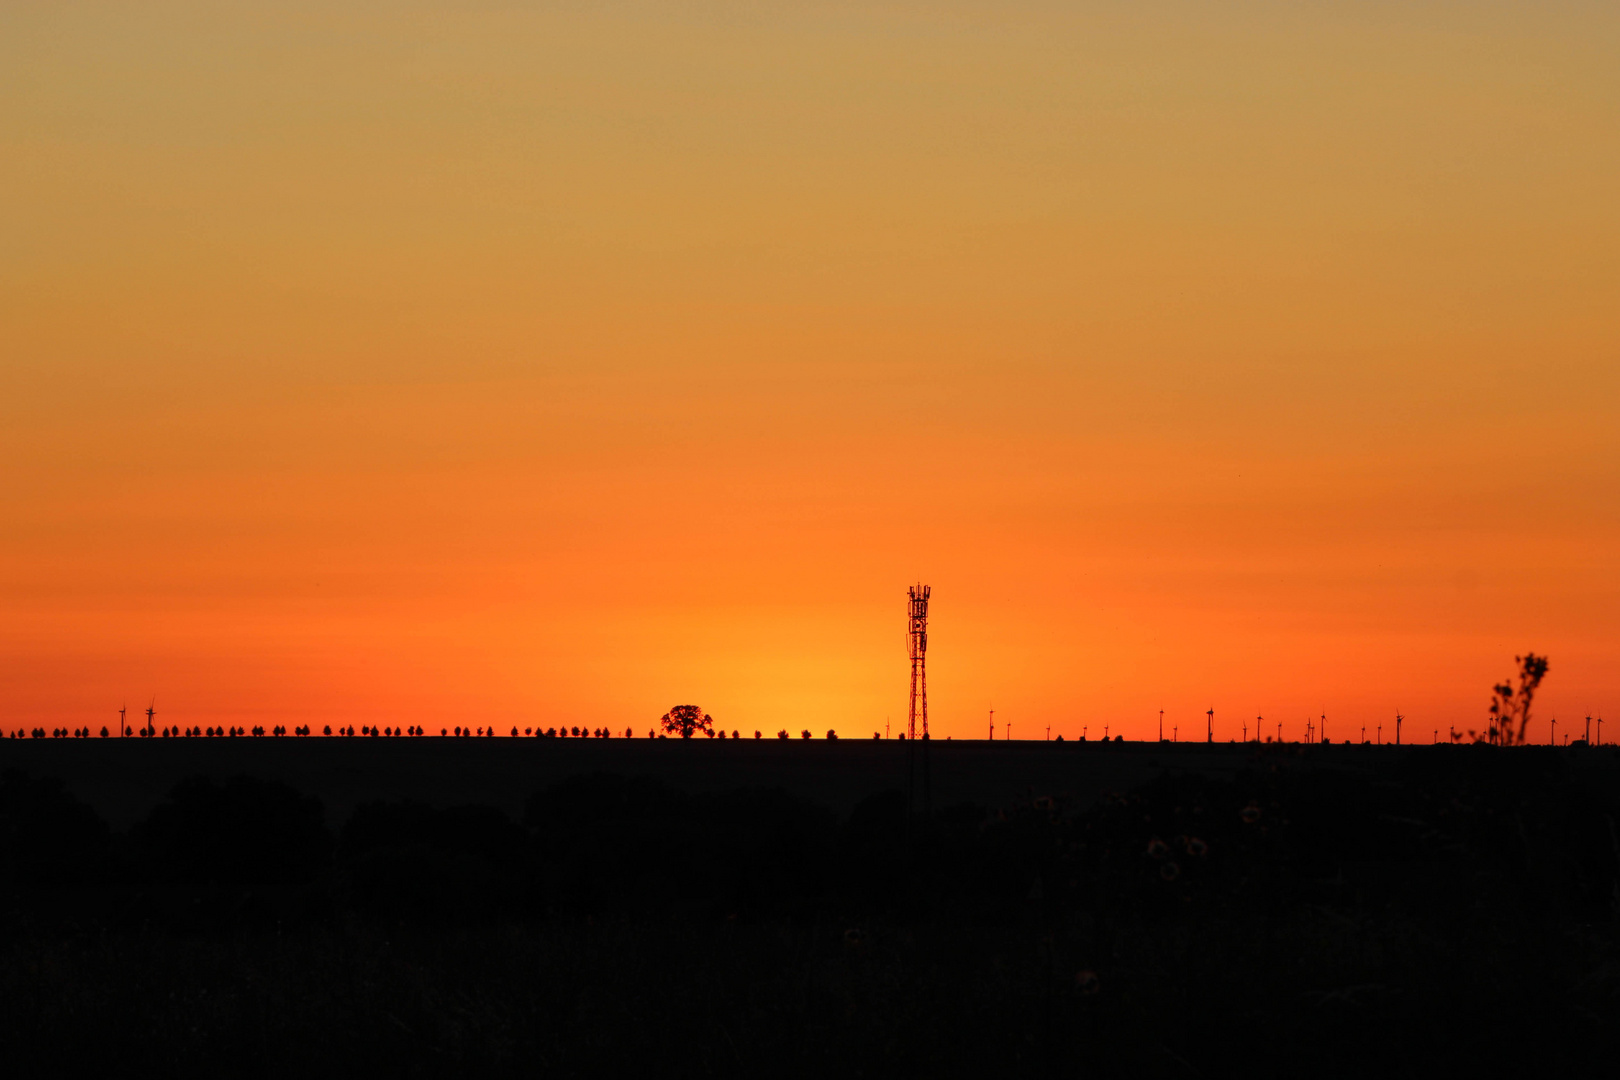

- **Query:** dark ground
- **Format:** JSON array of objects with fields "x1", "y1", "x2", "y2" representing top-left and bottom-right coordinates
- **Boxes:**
[
  {"x1": 3, "y1": 738, "x2": 1619, "y2": 1077},
  {"x1": 5, "y1": 735, "x2": 1209, "y2": 829}
]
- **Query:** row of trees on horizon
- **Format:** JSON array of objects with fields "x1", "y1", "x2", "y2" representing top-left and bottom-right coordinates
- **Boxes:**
[{"x1": 6, "y1": 656, "x2": 1594, "y2": 745}]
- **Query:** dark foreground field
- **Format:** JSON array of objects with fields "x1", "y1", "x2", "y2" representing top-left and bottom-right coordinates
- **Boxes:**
[{"x1": 3, "y1": 739, "x2": 1619, "y2": 1077}]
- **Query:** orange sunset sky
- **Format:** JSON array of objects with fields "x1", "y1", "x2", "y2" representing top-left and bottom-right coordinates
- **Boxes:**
[{"x1": 3, "y1": 2, "x2": 1617, "y2": 741}]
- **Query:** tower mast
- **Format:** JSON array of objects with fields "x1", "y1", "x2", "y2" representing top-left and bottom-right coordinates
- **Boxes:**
[
  {"x1": 907, "y1": 585, "x2": 930, "y2": 741},
  {"x1": 906, "y1": 584, "x2": 931, "y2": 822}
]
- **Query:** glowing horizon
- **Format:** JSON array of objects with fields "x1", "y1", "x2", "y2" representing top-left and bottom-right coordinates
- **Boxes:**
[{"x1": 3, "y1": 2, "x2": 1617, "y2": 741}]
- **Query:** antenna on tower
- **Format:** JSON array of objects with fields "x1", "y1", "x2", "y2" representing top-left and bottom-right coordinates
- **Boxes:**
[
  {"x1": 906, "y1": 584, "x2": 931, "y2": 822},
  {"x1": 907, "y1": 586, "x2": 929, "y2": 741}
]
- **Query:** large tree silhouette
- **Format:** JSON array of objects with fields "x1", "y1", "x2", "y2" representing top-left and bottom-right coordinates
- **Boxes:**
[{"x1": 661, "y1": 705, "x2": 713, "y2": 739}]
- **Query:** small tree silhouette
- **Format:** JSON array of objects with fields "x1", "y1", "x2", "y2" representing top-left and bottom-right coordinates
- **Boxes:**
[
  {"x1": 1489, "y1": 652, "x2": 1550, "y2": 746},
  {"x1": 827, "y1": 730, "x2": 838, "y2": 741},
  {"x1": 801, "y1": 730, "x2": 811, "y2": 740},
  {"x1": 661, "y1": 705, "x2": 713, "y2": 739},
  {"x1": 777, "y1": 729, "x2": 788, "y2": 740}
]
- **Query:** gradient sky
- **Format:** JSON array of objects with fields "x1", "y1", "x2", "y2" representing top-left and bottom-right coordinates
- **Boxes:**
[{"x1": 3, "y1": 1, "x2": 1617, "y2": 741}]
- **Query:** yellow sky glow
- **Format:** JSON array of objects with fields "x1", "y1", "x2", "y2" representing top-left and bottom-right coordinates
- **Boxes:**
[{"x1": 3, "y1": 2, "x2": 1617, "y2": 739}]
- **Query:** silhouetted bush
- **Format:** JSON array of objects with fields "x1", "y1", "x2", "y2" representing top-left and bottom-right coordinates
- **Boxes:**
[
  {"x1": 0, "y1": 770, "x2": 111, "y2": 888},
  {"x1": 521, "y1": 774, "x2": 836, "y2": 919},
  {"x1": 136, "y1": 776, "x2": 331, "y2": 887},
  {"x1": 341, "y1": 800, "x2": 533, "y2": 922}
]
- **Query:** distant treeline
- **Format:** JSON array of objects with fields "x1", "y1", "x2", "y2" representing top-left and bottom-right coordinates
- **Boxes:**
[
  {"x1": 15, "y1": 724, "x2": 637, "y2": 739},
  {"x1": 12, "y1": 724, "x2": 875, "y2": 739}
]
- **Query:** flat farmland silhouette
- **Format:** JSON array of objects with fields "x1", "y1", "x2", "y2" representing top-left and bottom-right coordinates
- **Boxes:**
[
  {"x1": 0, "y1": 734, "x2": 1233, "y2": 830},
  {"x1": 3, "y1": 738, "x2": 1619, "y2": 1075}
]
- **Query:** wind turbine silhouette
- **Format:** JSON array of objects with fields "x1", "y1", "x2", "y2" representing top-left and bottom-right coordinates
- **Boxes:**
[
  {"x1": 145, "y1": 699, "x2": 156, "y2": 738},
  {"x1": 119, "y1": 704, "x2": 127, "y2": 738}
]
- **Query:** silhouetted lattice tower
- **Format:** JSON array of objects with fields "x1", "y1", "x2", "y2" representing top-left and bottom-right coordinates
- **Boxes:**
[
  {"x1": 907, "y1": 584, "x2": 930, "y2": 740},
  {"x1": 906, "y1": 584, "x2": 932, "y2": 823}
]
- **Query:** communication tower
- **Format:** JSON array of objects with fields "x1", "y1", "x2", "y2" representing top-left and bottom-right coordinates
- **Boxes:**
[
  {"x1": 906, "y1": 585, "x2": 931, "y2": 824},
  {"x1": 907, "y1": 585, "x2": 929, "y2": 740}
]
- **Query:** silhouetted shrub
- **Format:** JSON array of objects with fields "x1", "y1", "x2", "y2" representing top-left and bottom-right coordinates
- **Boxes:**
[
  {"x1": 137, "y1": 776, "x2": 331, "y2": 887},
  {"x1": 341, "y1": 800, "x2": 533, "y2": 922},
  {"x1": 523, "y1": 774, "x2": 833, "y2": 918},
  {"x1": 0, "y1": 770, "x2": 111, "y2": 888}
]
